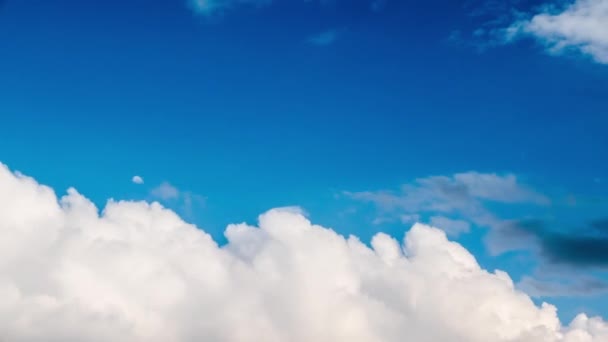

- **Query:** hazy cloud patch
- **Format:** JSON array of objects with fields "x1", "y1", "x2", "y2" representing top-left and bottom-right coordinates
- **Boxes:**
[
  {"x1": 308, "y1": 29, "x2": 342, "y2": 46},
  {"x1": 150, "y1": 181, "x2": 180, "y2": 200},
  {"x1": 519, "y1": 276, "x2": 608, "y2": 298},
  {"x1": 345, "y1": 171, "x2": 546, "y2": 240}
]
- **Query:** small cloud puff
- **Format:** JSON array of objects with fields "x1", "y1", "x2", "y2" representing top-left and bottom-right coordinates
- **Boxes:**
[{"x1": 132, "y1": 175, "x2": 144, "y2": 185}]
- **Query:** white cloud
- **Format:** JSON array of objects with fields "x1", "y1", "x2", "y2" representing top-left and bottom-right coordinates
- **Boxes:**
[
  {"x1": 507, "y1": 0, "x2": 608, "y2": 64},
  {"x1": 0, "y1": 162, "x2": 606, "y2": 341},
  {"x1": 150, "y1": 181, "x2": 180, "y2": 200},
  {"x1": 132, "y1": 175, "x2": 144, "y2": 185}
]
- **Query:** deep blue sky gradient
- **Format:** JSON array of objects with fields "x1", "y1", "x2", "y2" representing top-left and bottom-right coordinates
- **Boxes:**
[{"x1": 1, "y1": 0, "x2": 607, "y2": 321}]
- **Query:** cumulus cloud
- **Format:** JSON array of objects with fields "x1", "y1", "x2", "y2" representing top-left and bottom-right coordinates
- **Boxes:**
[
  {"x1": 132, "y1": 175, "x2": 144, "y2": 185},
  {"x1": 0, "y1": 162, "x2": 607, "y2": 341},
  {"x1": 506, "y1": 0, "x2": 608, "y2": 64}
]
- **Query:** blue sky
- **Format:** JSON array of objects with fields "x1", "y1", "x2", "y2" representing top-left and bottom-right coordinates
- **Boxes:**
[{"x1": 1, "y1": 0, "x2": 607, "y2": 322}]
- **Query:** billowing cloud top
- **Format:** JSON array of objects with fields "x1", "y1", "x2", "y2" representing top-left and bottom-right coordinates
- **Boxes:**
[{"x1": 0, "y1": 163, "x2": 606, "y2": 341}]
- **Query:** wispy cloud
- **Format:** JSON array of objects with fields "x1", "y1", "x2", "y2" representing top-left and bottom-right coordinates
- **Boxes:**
[
  {"x1": 518, "y1": 275, "x2": 608, "y2": 298},
  {"x1": 429, "y1": 216, "x2": 472, "y2": 237},
  {"x1": 307, "y1": 29, "x2": 342, "y2": 46},
  {"x1": 150, "y1": 181, "x2": 206, "y2": 218},
  {"x1": 189, "y1": 0, "x2": 269, "y2": 15},
  {"x1": 189, "y1": 0, "x2": 385, "y2": 15},
  {"x1": 151, "y1": 181, "x2": 180, "y2": 200},
  {"x1": 517, "y1": 276, "x2": 608, "y2": 298},
  {"x1": 345, "y1": 172, "x2": 548, "y2": 235},
  {"x1": 370, "y1": 0, "x2": 387, "y2": 12},
  {"x1": 510, "y1": 219, "x2": 608, "y2": 268}
]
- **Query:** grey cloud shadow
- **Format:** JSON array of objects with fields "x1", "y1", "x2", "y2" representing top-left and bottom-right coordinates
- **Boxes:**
[{"x1": 513, "y1": 219, "x2": 608, "y2": 268}]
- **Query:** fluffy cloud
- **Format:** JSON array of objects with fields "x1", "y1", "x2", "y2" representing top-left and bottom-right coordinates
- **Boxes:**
[
  {"x1": 0, "y1": 163, "x2": 606, "y2": 341},
  {"x1": 506, "y1": 0, "x2": 608, "y2": 64},
  {"x1": 132, "y1": 175, "x2": 144, "y2": 185}
]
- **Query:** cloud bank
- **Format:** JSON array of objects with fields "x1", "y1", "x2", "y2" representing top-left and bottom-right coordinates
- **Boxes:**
[
  {"x1": 507, "y1": 0, "x2": 608, "y2": 64},
  {"x1": 0, "y1": 163, "x2": 606, "y2": 341}
]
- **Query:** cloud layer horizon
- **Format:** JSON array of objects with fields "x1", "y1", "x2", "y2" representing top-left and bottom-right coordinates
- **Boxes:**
[{"x1": 0, "y1": 162, "x2": 606, "y2": 341}]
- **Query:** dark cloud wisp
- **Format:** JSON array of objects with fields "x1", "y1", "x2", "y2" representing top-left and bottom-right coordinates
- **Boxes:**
[{"x1": 514, "y1": 219, "x2": 608, "y2": 268}]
